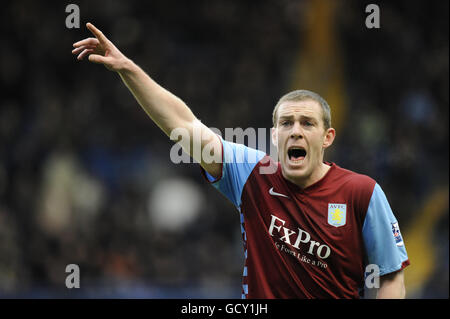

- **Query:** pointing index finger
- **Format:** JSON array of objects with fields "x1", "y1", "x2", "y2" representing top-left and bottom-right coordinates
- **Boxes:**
[{"x1": 86, "y1": 22, "x2": 108, "y2": 44}]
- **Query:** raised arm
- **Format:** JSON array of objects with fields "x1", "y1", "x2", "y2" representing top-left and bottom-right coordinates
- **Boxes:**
[{"x1": 72, "y1": 23, "x2": 222, "y2": 178}]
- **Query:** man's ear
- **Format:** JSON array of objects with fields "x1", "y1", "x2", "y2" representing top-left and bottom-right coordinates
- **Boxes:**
[
  {"x1": 323, "y1": 127, "x2": 336, "y2": 149},
  {"x1": 271, "y1": 127, "x2": 278, "y2": 147}
]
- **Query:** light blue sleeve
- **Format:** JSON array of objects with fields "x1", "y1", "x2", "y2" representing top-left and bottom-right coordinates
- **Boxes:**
[
  {"x1": 204, "y1": 135, "x2": 266, "y2": 209},
  {"x1": 362, "y1": 183, "x2": 409, "y2": 275}
]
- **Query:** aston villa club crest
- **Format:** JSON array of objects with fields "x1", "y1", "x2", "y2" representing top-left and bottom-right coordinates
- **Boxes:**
[{"x1": 328, "y1": 204, "x2": 347, "y2": 227}]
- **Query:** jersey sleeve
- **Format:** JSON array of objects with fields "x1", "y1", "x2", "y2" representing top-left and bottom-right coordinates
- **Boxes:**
[
  {"x1": 362, "y1": 183, "x2": 410, "y2": 276},
  {"x1": 201, "y1": 135, "x2": 266, "y2": 209}
]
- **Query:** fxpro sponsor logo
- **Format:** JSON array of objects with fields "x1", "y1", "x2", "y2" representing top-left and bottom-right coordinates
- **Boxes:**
[{"x1": 268, "y1": 214, "x2": 331, "y2": 264}]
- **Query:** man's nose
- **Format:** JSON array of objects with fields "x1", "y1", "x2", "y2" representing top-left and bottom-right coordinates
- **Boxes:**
[{"x1": 290, "y1": 122, "x2": 303, "y2": 139}]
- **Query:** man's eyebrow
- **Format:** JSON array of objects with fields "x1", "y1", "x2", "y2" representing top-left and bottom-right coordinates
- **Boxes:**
[{"x1": 278, "y1": 114, "x2": 317, "y2": 121}]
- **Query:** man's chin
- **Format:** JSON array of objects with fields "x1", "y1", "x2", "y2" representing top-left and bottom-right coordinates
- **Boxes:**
[
  {"x1": 285, "y1": 158, "x2": 307, "y2": 170},
  {"x1": 282, "y1": 161, "x2": 309, "y2": 180}
]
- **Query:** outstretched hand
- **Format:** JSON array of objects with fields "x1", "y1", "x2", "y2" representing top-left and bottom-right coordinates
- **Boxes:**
[{"x1": 72, "y1": 23, "x2": 129, "y2": 71}]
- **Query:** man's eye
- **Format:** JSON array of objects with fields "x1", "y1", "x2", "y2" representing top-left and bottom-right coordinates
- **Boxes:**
[
  {"x1": 304, "y1": 121, "x2": 313, "y2": 127},
  {"x1": 281, "y1": 121, "x2": 291, "y2": 126}
]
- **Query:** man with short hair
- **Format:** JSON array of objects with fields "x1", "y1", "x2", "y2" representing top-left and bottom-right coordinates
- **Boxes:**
[{"x1": 73, "y1": 23, "x2": 409, "y2": 299}]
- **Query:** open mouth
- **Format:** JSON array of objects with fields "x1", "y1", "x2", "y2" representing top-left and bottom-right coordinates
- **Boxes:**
[{"x1": 287, "y1": 147, "x2": 307, "y2": 162}]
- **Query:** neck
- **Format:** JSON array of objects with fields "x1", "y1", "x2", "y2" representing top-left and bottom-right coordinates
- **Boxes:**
[{"x1": 283, "y1": 162, "x2": 331, "y2": 189}]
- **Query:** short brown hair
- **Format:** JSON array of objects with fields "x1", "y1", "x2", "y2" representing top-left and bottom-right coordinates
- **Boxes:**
[{"x1": 272, "y1": 90, "x2": 332, "y2": 129}]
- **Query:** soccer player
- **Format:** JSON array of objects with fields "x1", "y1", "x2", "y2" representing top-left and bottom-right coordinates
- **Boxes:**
[{"x1": 72, "y1": 23, "x2": 410, "y2": 299}]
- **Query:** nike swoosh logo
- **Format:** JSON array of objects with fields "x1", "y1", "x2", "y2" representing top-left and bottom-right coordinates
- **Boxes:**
[{"x1": 269, "y1": 187, "x2": 289, "y2": 198}]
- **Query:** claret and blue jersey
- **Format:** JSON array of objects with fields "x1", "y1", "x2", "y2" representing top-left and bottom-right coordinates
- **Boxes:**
[{"x1": 201, "y1": 136, "x2": 410, "y2": 299}]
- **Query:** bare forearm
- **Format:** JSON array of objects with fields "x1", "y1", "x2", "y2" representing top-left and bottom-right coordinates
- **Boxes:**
[
  {"x1": 118, "y1": 59, "x2": 196, "y2": 137},
  {"x1": 117, "y1": 59, "x2": 221, "y2": 173},
  {"x1": 377, "y1": 284, "x2": 405, "y2": 298},
  {"x1": 376, "y1": 271, "x2": 406, "y2": 299}
]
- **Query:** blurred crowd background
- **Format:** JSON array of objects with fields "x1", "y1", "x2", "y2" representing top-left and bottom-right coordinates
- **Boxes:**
[{"x1": 0, "y1": 0, "x2": 448, "y2": 298}]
